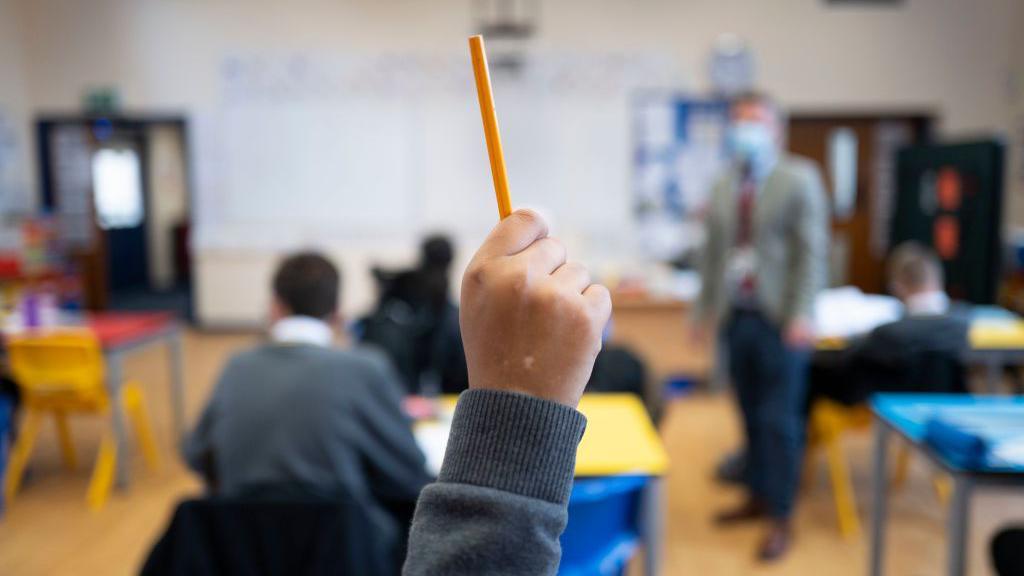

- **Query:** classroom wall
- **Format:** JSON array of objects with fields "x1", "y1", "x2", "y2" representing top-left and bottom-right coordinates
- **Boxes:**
[
  {"x1": 4, "y1": 0, "x2": 1022, "y2": 325},
  {"x1": 1013, "y1": 3, "x2": 1024, "y2": 233},
  {"x1": 0, "y1": 0, "x2": 34, "y2": 215}
]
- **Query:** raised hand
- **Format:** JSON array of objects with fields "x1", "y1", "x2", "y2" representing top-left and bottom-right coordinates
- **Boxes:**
[{"x1": 459, "y1": 209, "x2": 612, "y2": 407}]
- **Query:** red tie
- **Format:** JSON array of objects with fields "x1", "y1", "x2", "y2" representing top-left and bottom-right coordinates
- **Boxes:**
[
  {"x1": 738, "y1": 178, "x2": 756, "y2": 246},
  {"x1": 737, "y1": 179, "x2": 757, "y2": 295}
]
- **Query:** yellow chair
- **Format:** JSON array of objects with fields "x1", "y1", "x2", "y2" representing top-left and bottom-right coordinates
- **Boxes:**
[
  {"x1": 805, "y1": 399, "x2": 950, "y2": 539},
  {"x1": 805, "y1": 399, "x2": 871, "y2": 539},
  {"x1": 2, "y1": 332, "x2": 160, "y2": 510}
]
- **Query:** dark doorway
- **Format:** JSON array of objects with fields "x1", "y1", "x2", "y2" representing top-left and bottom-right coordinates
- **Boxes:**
[
  {"x1": 93, "y1": 135, "x2": 149, "y2": 293},
  {"x1": 787, "y1": 112, "x2": 934, "y2": 294},
  {"x1": 37, "y1": 115, "x2": 194, "y2": 319}
]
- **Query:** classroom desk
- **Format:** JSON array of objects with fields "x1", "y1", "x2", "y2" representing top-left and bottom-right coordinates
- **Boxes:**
[
  {"x1": 414, "y1": 393, "x2": 669, "y2": 576},
  {"x1": 6, "y1": 312, "x2": 184, "y2": 487},
  {"x1": 816, "y1": 317, "x2": 1024, "y2": 393},
  {"x1": 90, "y1": 312, "x2": 185, "y2": 487},
  {"x1": 964, "y1": 320, "x2": 1024, "y2": 392},
  {"x1": 869, "y1": 394, "x2": 1024, "y2": 576}
]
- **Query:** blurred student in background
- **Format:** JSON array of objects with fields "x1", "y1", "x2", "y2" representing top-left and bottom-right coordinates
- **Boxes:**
[
  {"x1": 806, "y1": 242, "x2": 968, "y2": 409},
  {"x1": 584, "y1": 322, "x2": 649, "y2": 412},
  {"x1": 182, "y1": 252, "x2": 431, "y2": 561},
  {"x1": 693, "y1": 91, "x2": 829, "y2": 561},
  {"x1": 361, "y1": 234, "x2": 469, "y2": 395}
]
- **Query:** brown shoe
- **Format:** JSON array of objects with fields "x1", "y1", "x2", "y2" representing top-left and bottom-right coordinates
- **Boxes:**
[
  {"x1": 757, "y1": 520, "x2": 793, "y2": 562},
  {"x1": 714, "y1": 498, "x2": 767, "y2": 525}
]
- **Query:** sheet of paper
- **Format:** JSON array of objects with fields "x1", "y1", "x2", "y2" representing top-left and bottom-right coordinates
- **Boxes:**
[
  {"x1": 813, "y1": 286, "x2": 903, "y2": 339},
  {"x1": 992, "y1": 437, "x2": 1024, "y2": 467},
  {"x1": 414, "y1": 419, "x2": 452, "y2": 477}
]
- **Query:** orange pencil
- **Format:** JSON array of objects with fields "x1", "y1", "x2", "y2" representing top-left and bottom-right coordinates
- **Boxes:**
[{"x1": 468, "y1": 35, "x2": 513, "y2": 220}]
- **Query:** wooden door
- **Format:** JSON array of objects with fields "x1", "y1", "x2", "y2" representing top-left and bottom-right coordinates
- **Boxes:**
[{"x1": 787, "y1": 113, "x2": 932, "y2": 294}]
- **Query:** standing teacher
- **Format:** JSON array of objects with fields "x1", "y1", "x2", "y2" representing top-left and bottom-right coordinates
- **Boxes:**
[{"x1": 693, "y1": 91, "x2": 829, "y2": 562}]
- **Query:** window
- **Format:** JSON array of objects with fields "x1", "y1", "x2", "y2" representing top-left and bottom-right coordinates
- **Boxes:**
[
  {"x1": 91, "y1": 147, "x2": 143, "y2": 229},
  {"x1": 829, "y1": 128, "x2": 858, "y2": 220}
]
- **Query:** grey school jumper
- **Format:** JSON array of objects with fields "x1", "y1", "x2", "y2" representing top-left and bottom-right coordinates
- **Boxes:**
[
  {"x1": 182, "y1": 343, "x2": 431, "y2": 514},
  {"x1": 404, "y1": 389, "x2": 587, "y2": 576}
]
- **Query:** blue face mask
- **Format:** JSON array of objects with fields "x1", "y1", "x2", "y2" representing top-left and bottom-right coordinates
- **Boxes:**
[{"x1": 728, "y1": 121, "x2": 776, "y2": 175}]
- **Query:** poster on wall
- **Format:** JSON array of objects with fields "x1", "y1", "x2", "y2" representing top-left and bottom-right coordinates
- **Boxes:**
[
  {"x1": 0, "y1": 107, "x2": 27, "y2": 215},
  {"x1": 49, "y1": 125, "x2": 95, "y2": 248},
  {"x1": 632, "y1": 95, "x2": 730, "y2": 261},
  {"x1": 892, "y1": 140, "x2": 1005, "y2": 304}
]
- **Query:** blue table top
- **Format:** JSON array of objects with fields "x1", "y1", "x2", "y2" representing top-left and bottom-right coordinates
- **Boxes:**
[{"x1": 871, "y1": 393, "x2": 1024, "y2": 473}]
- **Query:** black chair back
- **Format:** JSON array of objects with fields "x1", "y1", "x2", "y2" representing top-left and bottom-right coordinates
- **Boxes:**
[{"x1": 141, "y1": 486, "x2": 398, "y2": 576}]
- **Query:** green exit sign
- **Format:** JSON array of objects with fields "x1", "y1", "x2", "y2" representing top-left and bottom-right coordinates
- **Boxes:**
[{"x1": 82, "y1": 87, "x2": 121, "y2": 115}]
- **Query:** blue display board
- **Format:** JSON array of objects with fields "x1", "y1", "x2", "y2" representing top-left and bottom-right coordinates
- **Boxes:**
[{"x1": 632, "y1": 95, "x2": 730, "y2": 260}]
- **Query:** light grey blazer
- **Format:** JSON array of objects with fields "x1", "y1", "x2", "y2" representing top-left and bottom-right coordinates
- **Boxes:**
[{"x1": 695, "y1": 154, "x2": 830, "y2": 328}]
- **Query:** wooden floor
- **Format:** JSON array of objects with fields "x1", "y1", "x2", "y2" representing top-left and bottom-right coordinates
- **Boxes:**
[{"x1": 1, "y1": 330, "x2": 1022, "y2": 575}]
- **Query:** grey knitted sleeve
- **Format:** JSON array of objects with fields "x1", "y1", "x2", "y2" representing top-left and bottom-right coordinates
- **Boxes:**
[{"x1": 403, "y1": 389, "x2": 587, "y2": 576}]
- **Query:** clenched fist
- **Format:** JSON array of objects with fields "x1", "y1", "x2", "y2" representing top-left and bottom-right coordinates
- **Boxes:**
[{"x1": 460, "y1": 210, "x2": 612, "y2": 408}]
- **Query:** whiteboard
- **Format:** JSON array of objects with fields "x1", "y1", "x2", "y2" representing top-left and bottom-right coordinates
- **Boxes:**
[{"x1": 192, "y1": 52, "x2": 678, "y2": 250}]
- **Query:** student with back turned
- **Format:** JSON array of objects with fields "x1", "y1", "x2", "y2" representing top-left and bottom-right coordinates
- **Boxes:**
[
  {"x1": 361, "y1": 234, "x2": 468, "y2": 395},
  {"x1": 692, "y1": 91, "x2": 830, "y2": 561},
  {"x1": 807, "y1": 242, "x2": 969, "y2": 407},
  {"x1": 183, "y1": 252, "x2": 431, "y2": 563}
]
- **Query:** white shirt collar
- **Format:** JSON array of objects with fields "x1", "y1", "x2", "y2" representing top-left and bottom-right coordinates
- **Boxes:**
[
  {"x1": 904, "y1": 290, "x2": 950, "y2": 316},
  {"x1": 269, "y1": 316, "x2": 334, "y2": 347}
]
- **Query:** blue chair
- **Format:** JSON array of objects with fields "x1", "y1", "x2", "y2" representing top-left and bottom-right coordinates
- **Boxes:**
[{"x1": 559, "y1": 475, "x2": 648, "y2": 576}]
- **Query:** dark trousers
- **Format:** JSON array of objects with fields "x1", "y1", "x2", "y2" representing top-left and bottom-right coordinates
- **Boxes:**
[{"x1": 726, "y1": 309, "x2": 809, "y2": 519}]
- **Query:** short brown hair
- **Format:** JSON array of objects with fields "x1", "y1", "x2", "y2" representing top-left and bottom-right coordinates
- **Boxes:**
[
  {"x1": 732, "y1": 90, "x2": 773, "y2": 107},
  {"x1": 272, "y1": 252, "x2": 341, "y2": 319},
  {"x1": 731, "y1": 90, "x2": 780, "y2": 116},
  {"x1": 888, "y1": 242, "x2": 943, "y2": 293}
]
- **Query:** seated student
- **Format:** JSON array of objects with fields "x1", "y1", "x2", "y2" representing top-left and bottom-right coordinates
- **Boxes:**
[
  {"x1": 808, "y1": 241, "x2": 969, "y2": 409},
  {"x1": 404, "y1": 210, "x2": 613, "y2": 575},
  {"x1": 0, "y1": 368, "x2": 21, "y2": 457},
  {"x1": 0, "y1": 374, "x2": 19, "y2": 424},
  {"x1": 584, "y1": 321, "x2": 649, "y2": 410},
  {"x1": 585, "y1": 343, "x2": 646, "y2": 398},
  {"x1": 183, "y1": 252, "x2": 431, "y2": 561},
  {"x1": 360, "y1": 235, "x2": 469, "y2": 395}
]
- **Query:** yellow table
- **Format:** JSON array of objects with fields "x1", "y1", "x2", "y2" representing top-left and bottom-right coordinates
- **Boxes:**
[
  {"x1": 414, "y1": 393, "x2": 668, "y2": 575},
  {"x1": 968, "y1": 320, "x2": 1024, "y2": 392},
  {"x1": 416, "y1": 393, "x2": 668, "y2": 475},
  {"x1": 969, "y1": 320, "x2": 1024, "y2": 349},
  {"x1": 575, "y1": 393, "x2": 669, "y2": 476}
]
